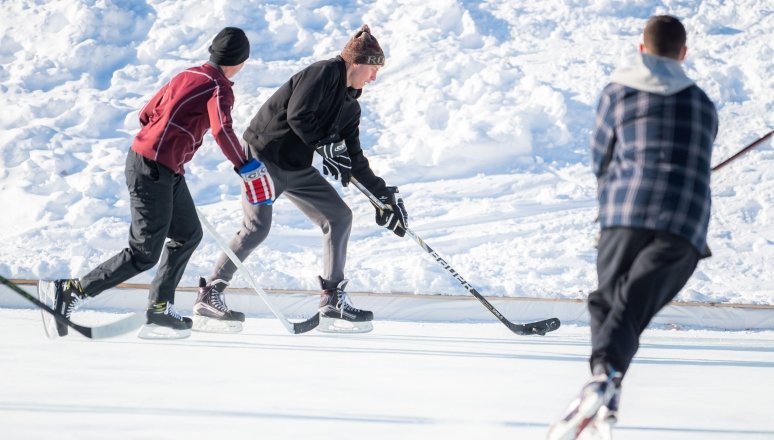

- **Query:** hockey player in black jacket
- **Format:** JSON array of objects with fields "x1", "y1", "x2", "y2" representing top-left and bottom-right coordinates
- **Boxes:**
[{"x1": 194, "y1": 25, "x2": 407, "y2": 333}]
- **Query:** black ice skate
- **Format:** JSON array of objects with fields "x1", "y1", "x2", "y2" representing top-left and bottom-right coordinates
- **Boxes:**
[
  {"x1": 38, "y1": 279, "x2": 88, "y2": 338},
  {"x1": 317, "y1": 277, "x2": 373, "y2": 333},
  {"x1": 137, "y1": 301, "x2": 193, "y2": 339},
  {"x1": 192, "y1": 277, "x2": 245, "y2": 333},
  {"x1": 547, "y1": 363, "x2": 622, "y2": 440}
]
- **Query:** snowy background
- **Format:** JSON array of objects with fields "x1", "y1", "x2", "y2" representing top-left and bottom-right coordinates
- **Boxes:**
[
  {"x1": 2, "y1": 3, "x2": 774, "y2": 439},
  {"x1": 1, "y1": 0, "x2": 773, "y2": 305}
]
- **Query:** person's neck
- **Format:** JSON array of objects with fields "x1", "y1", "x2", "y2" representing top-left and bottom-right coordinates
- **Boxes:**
[
  {"x1": 206, "y1": 61, "x2": 224, "y2": 73},
  {"x1": 344, "y1": 62, "x2": 353, "y2": 88}
]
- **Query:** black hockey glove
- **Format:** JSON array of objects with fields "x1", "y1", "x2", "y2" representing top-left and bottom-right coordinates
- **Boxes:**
[
  {"x1": 372, "y1": 186, "x2": 408, "y2": 237},
  {"x1": 314, "y1": 135, "x2": 351, "y2": 187}
]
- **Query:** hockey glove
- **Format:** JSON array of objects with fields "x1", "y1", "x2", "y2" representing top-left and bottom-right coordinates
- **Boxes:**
[
  {"x1": 239, "y1": 158, "x2": 274, "y2": 205},
  {"x1": 373, "y1": 186, "x2": 408, "y2": 237},
  {"x1": 315, "y1": 136, "x2": 351, "y2": 187}
]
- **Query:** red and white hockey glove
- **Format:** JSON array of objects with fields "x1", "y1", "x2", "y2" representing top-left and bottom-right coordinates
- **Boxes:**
[{"x1": 239, "y1": 159, "x2": 274, "y2": 205}]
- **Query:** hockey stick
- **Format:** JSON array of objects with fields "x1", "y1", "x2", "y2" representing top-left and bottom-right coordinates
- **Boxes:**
[
  {"x1": 195, "y1": 208, "x2": 319, "y2": 334},
  {"x1": 350, "y1": 179, "x2": 560, "y2": 336},
  {"x1": 711, "y1": 129, "x2": 774, "y2": 172},
  {"x1": 0, "y1": 275, "x2": 145, "y2": 339}
]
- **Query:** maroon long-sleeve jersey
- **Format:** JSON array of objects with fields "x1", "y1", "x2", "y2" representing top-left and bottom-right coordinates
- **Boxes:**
[{"x1": 131, "y1": 63, "x2": 246, "y2": 174}]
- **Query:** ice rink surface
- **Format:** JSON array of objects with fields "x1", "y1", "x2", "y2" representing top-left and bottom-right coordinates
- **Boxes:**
[{"x1": 1, "y1": 308, "x2": 773, "y2": 440}]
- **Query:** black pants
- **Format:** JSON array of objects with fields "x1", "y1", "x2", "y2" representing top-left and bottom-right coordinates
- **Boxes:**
[
  {"x1": 588, "y1": 227, "x2": 698, "y2": 376},
  {"x1": 79, "y1": 150, "x2": 202, "y2": 304}
]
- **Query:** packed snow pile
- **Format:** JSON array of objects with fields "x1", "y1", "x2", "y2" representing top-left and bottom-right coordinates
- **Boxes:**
[{"x1": 1, "y1": 0, "x2": 772, "y2": 303}]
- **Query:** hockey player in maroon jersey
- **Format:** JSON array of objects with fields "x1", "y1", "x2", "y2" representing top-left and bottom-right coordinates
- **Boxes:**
[{"x1": 40, "y1": 27, "x2": 271, "y2": 340}]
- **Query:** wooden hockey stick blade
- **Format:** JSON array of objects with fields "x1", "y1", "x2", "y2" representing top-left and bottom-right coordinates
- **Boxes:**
[
  {"x1": 507, "y1": 317, "x2": 561, "y2": 336},
  {"x1": 293, "y1": 312, "x2": 320, "y2": 333},
  {"x1": 196, "y1": 208, "x2": 319, "y2": 334},
  {"x1": 464, "y1": 281, "x2": 561, "y2": 336},
  {"x1": 85, "y1": 313, "x2": 147, "y2": 339}
]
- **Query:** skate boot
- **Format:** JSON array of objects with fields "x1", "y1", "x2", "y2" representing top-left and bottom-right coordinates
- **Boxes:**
[
  {"x1": 547, "y1": 363, "x2": 622, "y2": 440},
  {"x1": 192, "y1": 277, "x2": 245, "y2": 333},
  {"x1": 317, "y1": 277, "x2": 373, "y2": 333},
  {"x1": 582, "y1": 381, "x2": 622, "y2": 440},
  {"x1": 138, "y1": 301, "x2": 193, "y2": 339},
  {"x1": 38, "y1": 279, "x2": 88, "y2": 338},
  {"x1": 598, "y1": 382, "x2": 621, "y2": 424}
]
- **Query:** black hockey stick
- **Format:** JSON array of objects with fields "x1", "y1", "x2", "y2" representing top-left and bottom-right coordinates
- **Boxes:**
[
  {"x1": 0, "y1": 275, "x2": 145, "y2": 339},
  {"x1": 711, "y1": 129, "x2": 774, "y2": 172},
  {"x1": 196, "y1": 208, "x2": 320, "y2": 334},
  {"x1": 350, "y1": 179, "x2": 560, "y2": 336}
]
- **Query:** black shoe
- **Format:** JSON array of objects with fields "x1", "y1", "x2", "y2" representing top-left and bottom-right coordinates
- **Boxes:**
[
  {"x1": 318, "y1": 277, "x2": 373, "y2": 322},
  {"x1": 193, "y1": 277, "x2": 245, "y2": 322},
  {"x1": 53, "y1": 279, "x2": 87, "y2": 337},
  {"x1": 145, "y1": 301, "x2": 193, "y2": 330}
]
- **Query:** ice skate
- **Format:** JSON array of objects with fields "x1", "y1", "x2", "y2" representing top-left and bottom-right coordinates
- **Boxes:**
[
  {"x1": 38, "y1": 279, "x2": 88, "y2": 338},
  {"x1": 192, "y1": 277, "x2": 245, "y2": 333},
  {"x1": 578, "y1": 382, "x2": 620, "y2": 440},
  {"x1": 138, "y1": 301, "x2": 192, "y2": 339},
  {"x1": 317, "y1": 277, "x2": 373, "y2": 334},
  {"x1": 577, "y1": 417, "x2": 612, "y2": 440},
  {"x1": 547, "y1": 364, "x2": 621, "y2": 440}
]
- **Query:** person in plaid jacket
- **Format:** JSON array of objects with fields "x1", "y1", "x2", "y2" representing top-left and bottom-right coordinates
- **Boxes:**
[{"x1": 549, "y1": 15, "x2": 718, "y2": 439}]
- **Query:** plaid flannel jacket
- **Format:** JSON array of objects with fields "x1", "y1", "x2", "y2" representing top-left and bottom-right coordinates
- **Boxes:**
[{"x1": 592, "y1": 82, "x2": 718, "y2": 253}]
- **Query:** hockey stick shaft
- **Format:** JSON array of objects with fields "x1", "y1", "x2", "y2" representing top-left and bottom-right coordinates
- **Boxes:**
[
  {"x1": 712, "y1": 129, "x2": 774, "y2": 172},
  {"x1": 0, "y1": 275, "x2": 92, "y2": 337},
  {"x1": 592, "y1": 131, "x2": 773, "y2": 226},
  {"x1": 195, "y1": 208, "x2": 319, "y2": 334},
  {"x1": 350, "y1": 179, "x2": 559, "y2": 335},
  {"x1": 1, "y1": 276, "x2": 145, "y2": 339}
]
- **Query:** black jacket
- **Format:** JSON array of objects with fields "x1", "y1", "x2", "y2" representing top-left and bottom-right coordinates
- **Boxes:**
[{"x1": 243, "y1": 56, "x2": 386, "y2": 194}]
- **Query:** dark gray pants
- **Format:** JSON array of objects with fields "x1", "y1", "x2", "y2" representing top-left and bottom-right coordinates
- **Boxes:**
[
  {"x1": 80, "y1": 149, "x2": 203, "y2": 304},
  {"x1": 588, "y1": 227, "x2": 698, "y2": 376},
  {"x1": 209, "y1": 158, "x2": 352, "y2": 287}
]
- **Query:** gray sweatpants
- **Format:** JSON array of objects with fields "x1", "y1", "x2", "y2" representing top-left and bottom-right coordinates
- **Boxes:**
[{"x1": 209, "y1": 157, "x2": 352, "y2": 287}]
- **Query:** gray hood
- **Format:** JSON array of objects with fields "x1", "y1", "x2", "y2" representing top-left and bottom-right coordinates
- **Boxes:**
[{"x1": 610, "y1": 52, "x2": 694, "y2": 96}]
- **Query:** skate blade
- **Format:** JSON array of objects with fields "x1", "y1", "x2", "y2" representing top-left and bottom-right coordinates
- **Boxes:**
[
  {"x1": 547, "y1": 389, "x2": 606, "y2": 440},
  {"x1": 137, "y1": 324, "x2": 191, "y2": 340},
  {"x1": 37, "y1": 280, "x2": 59, "y2": 339},
  {"x1": 192, "y1": 315, "x2": 243, "y2": 334},
  {"x1": 577, "y1": 418, "x2": 613, "y2": 440},
  {"x1": 317, "y1": 316, "x2": 373, "y2": 334},
  {"x1": 579, "y1": 409, "x2": 615, "y2": 440}
]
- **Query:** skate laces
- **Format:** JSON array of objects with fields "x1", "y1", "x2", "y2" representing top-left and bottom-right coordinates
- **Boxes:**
[
  {"x1": 62, "y1": 280, "x2": 86, "y2": 317},
  {"x1": 336, "y1": 292, "x2": 363, "y2": 316},
  {"x1": 158, "y1": 302, "x2": 184, "y2": 321},
  {"x1": 65, "y1": 293, "x2": 87, "y2": 317},
  {"x1": 209, "y1": 292, "x2": 229, "y2": 312},
  {"x1": 199, "y1": 278, "x2": 230, "y2": 312}
]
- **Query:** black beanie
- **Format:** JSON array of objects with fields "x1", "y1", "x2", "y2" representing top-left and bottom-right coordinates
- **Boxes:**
[{"x1": 209, "y1": 27, "x2": 250, "y2": 66}]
